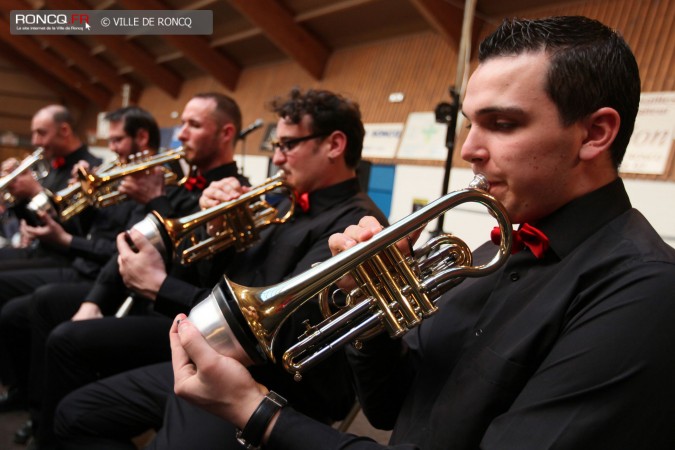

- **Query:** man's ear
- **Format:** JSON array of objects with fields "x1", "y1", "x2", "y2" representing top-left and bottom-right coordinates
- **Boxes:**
[
  {"x1": 135, "y1": 128, "x2": 149, "y2": 149},
  {"x1": 58, "y1": 122, "x2": 71, "y2": 138},
  {"x1": 219, "y1": 123, "x2": 236, "y2": 144},
  {"x1": 325, "y1": 130, "x2": 347, "y2": 160},
  {"x1": 579, "y1": 107, "x2": 620, "y2": 161}
]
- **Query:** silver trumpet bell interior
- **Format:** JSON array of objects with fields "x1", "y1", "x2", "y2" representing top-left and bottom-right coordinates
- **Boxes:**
[{"x1": 188, "y1": 174, "x2": 513, "y2": 380}]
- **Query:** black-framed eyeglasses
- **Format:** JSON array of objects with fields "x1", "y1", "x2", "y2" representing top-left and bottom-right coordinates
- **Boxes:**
[{"x1": 270, "y1": 132, "x2": 329, "y2": 154}]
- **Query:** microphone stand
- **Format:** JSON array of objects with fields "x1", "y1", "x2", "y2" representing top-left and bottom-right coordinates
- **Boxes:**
[
  {"x1": 430, "y1": 87, "x2": 460, "y2": 238},
  {"x1": 238, "y1": 119, "x2": 264, "y2": 175},
  {"x1": 239, "y1": 134, "x2": 248, "y2": 175}
]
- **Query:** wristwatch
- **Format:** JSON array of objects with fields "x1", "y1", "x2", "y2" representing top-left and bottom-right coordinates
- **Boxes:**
[{"x1": 236, "y1": 391, "x2": 287, "y2": 449}]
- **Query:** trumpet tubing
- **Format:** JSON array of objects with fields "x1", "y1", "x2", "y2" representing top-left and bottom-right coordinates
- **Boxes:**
[
  {"x1": 130, "y1": 170, "x2": 294, "y2": 265},
  {"x1": 25, "y1": 158, "x2": 125, "y2": 222},
  {"x1": 51, "y1": 182, "x2": 91, "y2": 221},
  {"x1": 188, "y1": 174, "x2": 513, "y2": 380},
  {"x1": 79, "y1": 147, "x2": 189, "y2": 208}
]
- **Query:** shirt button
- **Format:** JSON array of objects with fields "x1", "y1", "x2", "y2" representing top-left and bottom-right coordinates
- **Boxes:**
[
  {"x1": 475, "y1": 328, "x2": 483, "y2": 337},
  {"x1": 509, "y1": 272, "x2": 520, "y2": 282}
]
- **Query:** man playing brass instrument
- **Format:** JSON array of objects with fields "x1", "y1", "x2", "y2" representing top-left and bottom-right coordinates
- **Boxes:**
[
  {"x1": 167, "y1": 16, "x2": 675, "y2": 450},
  {"x1": 23, "y1": 93, "x2": 248, "y2": 449},
  {"x1": 0, "y1": 105, "x2": 102, "y2": 270},
  {"x1": 54, "y1": 88, "x2": 387, "y2": 450},
  {"x1": 0, "y1": 106, "x2": 162, "y2": 443}
]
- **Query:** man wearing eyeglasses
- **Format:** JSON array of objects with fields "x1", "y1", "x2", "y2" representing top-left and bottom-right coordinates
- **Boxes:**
[{"x1": 53, "y1": 88, "x2": 387, "y2": 450}]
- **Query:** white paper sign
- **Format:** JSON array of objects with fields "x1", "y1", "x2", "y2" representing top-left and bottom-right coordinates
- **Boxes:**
[
  {"x1": 396, "y1": 112, "x2": 450, "y2": 161},
  {"x1": 362, "y1": 123, "x2": 403, "y2": 158},
  {"x1": 621, "y1": 92, "x2": 675, "y2": 175}
]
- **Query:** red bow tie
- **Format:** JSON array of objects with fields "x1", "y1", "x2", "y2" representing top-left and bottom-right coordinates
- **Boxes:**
[
  {"x1": 184, "y1": 174, "x2": 207, "y2": 191},
  {"x1": 51, "y1": 157, "x2": 66, "y2": 169},
  {"x1": 491, "y1": 223, "x2": 550, "y2": 259},
  {"x1": 296, "y1": 192, "x2": 310, "y2": 213}
]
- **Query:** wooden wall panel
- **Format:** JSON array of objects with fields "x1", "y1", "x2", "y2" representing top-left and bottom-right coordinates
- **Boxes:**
[
  {"x1": 139, "y1": 31, "x2": 458, "y2": 127},
  {"x1": 513, "y1": 0, "x2": 674, "y2": 92}
]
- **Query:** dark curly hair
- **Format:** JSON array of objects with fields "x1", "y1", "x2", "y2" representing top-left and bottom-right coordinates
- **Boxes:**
[{"x1": 268, "y1": 88, "x2": 364, "y2": 168}]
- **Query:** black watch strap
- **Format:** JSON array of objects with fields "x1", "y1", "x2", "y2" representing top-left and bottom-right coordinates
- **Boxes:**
[{"x1": 236, "y1": 391, "x2": 287, "y2": 449}]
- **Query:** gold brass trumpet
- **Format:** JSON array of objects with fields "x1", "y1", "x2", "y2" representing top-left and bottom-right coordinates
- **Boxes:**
[
  {"x1": 0, "y1": 148, "x2": 49, "y2": 205},
  {"x1": 129, "y1": 170, "x2": 294, "y2": 265},
  {"x1": 79, "y1": 147, "x2": 189, "y2": 209},
  {"x1": 25, "y1": 158, "x2": 123, "y2": 222},
  {"x1": 188, "y1": 174, "x2": 513, "y2": 380}
]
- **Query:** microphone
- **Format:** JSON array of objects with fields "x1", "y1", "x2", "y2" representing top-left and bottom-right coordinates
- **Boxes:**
[{"x1": 239, "y1": 118, "x2": 264, "y2": 139}]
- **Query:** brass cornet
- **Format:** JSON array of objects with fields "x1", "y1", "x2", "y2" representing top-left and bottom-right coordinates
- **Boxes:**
[
  {"x1": 25, "y1": 157, "x2": 122, "y2": 222},
  {"x1": 0, "y1": 148, "x2": 49, "y2": 205},
  {"x1": 188, "y1": 174, "x2": 513, "y2": 380},
  {"x1": 130, "y1": 170, "x2": 294, "y2": 265},
  {"x1": 79, "y1": 147, "x2": 189, "y2": 209}
]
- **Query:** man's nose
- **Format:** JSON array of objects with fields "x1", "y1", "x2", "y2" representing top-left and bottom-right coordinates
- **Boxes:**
[
  {"x1": 460, "y1": 129, "x2": 489, "y2": 164},
  {"x1": 271, "y1": 147, "x2": 286, "y2": 166},
  {"x1": 177, "y1": 124, "x2": 188, "y2": 141}
]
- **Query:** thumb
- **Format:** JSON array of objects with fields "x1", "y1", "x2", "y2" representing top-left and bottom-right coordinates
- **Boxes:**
[
  {"x1": 39, "y1": 210, "x2": 57, "y2": 226},
  {"x1": 127, "y1": 228, "x2": 150, "y2": 252},
  {"x1": 177, "y1": 318, "x2": 218, "y2": 365}
]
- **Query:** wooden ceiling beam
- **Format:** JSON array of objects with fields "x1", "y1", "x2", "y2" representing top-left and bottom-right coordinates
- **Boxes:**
[
  {"x1": 115, "y1": 0, "x2": 241, "y2": 90},
  {"x1": 42, "y1": 0, "x2": 183, "y2": 98},
  {"x1": 0, "y1": 18, "x2": 111, "y2": 107},
  {"x1": 408, "y1": 0, "x2": 465, "y2": 48},
  {"x1": 40, "y1": 35, "x2": 144, "y2": 103},
  {"x1": 0, "y1": 41, "x2": 88, "y2": 110},
  {"x1": 295, "y1": 0, "x2": 376, "y2": 21},
  {"x1": 227, "y1": 0, "x2": 330, "y2": 79}
]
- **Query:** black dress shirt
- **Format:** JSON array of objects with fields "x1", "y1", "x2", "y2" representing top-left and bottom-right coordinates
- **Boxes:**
[
  {"x1": 41, "y1": 145, "x2": 102, "y2": 194},
  {"x1": 268, "y1": 178, "x2": 675, "y2": 450},
  {"x1": 68, "y1": 200, "x2": 138, "y2": 278}
]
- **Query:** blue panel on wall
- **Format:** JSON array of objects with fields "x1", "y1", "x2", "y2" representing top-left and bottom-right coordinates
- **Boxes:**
[
  {"x1": 160, "y1": 126, "x2": 181, "y2": 150},
  {"x1": 367, "y1": 164, "x2": 395, "y2": 218}
]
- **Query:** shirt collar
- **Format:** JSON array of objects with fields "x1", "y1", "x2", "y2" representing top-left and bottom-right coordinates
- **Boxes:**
[
  {"x1": 304, "y1": 177, "x2": 361, "y2": 215},
  {"x1": 202, "y1": 161, "x2": 240, "y2": 184},
  {"x1": 533, "y1": 178, "x2": 631, "y2": 260}
]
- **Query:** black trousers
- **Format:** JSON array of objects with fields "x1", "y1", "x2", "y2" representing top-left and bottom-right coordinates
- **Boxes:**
[
  {"x1": 55, "y1": 362, "x2": 239, "y2": 450},
  {"x1": 39, "y1": 314, "x2": 173, "y2": 446},
  {"x1": 0, "y1": 246, "x2": 72, "y2": 271},
  {"x1": 0, "y1": 270, "x2": 90, "y2": 388}
]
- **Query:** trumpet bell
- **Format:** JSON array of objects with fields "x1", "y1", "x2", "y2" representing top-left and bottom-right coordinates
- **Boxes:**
[
  {"x1": 188, "y1": 280, "x2": 259, "y2": 365},
  {"x1": 127, "y1": 213, "x2": 172, "y2": 261},
  {"x1": 24, "y1": 190, "x2": 58, "y2": 226}
]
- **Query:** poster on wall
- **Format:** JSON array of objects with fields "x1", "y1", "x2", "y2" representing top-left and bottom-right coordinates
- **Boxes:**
[
  {"x1": 396, "y1": 112, "x2": 449, "y2": 161},
  {"x1": 362, "y1": 123, "x2": 404, "y2": 159},
  {"x1": 621, "y1": 91, "x2": 675, "y2": 175}
]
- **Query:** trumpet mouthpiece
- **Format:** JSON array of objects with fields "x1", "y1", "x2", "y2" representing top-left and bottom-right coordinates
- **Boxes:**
[{"x1": 468, "y1": 174, "x2": 489, "y2": 191}]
